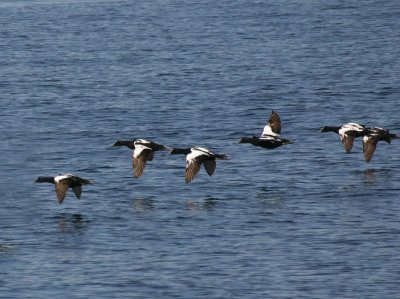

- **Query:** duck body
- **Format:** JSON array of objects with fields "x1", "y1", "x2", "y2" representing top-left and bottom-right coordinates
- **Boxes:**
[
  {"x1": 170, "y1": 146, "x2": 228, "y2": 183},
  {"x1": 113, "y1": 139, "x2": 170, "y2": 178},
  {"x1": 239, "y1": 110, "x2": 294, "y2": 149},
  {"x1": 238, "y1": 135, "x2": 293, "y2": 149},
  {"x1": 320, "y1": 123, "x2": 367, "y2": 152},
  {"x1": 363, "y1": 127, "x2": 400, "y2": 162},
  {"x1": 35, "y1": 174, "x2": 92, "y2": 204}
]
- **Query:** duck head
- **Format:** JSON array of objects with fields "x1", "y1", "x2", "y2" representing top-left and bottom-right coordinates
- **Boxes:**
[
  {"x1": 319, "y1": 126, "x2": 340, "y2": 133},
  {"x1": 169, "y1": 148, "x2": 191, "y2": 155},
  {"x1": 35, "y1": 176, "x2": 55, "y2": 184}
]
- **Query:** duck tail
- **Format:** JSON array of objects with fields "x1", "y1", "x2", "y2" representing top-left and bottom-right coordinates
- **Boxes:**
[
  {"x1": 237, "y1": 137, "x2": 253, "y2": 144},
  {"x1": 282, "y1": 138, "x2": 295, "y2": 145},
  {"x1": 216, "y1": 154, "x2": 229, "y2": 160},
  {"x1": 80, "y1": 178, "x2": 94, "y2": 185}
]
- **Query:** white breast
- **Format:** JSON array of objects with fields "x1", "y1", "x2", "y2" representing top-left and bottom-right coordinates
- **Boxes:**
[{"x1": 133, "y1": 143, "x2": 151, "y2": 158}]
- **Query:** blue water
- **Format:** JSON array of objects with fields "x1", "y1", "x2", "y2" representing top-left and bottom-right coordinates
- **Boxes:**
[{"x1": 1, "y1": 0, "x2": 400, "y2": 298}]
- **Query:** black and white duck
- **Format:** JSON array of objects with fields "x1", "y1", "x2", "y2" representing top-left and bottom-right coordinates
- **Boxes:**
[
  {"x1": 35, "y1": 174, "x2": 93, "y2": 204},
  {"x1": 238, "y1": 110, "x2": 294, "y2": 149},
  {"x1": 169, "y1": 146, "x2": 228, "y2": 183},
  {"x1": 113, "y1": 139, "x2": 170, "y2": 178},
  {"x1": 319, "y1": 123, "x2": 368, "y2": 152}
]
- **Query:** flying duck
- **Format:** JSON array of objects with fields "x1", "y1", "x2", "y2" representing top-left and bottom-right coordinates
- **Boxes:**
[
  {"x1": 363, "y1": 127, "x2": 400, "y2": 162},
  {"x1": 35, "y1": 174, "x2": 93, "y2": 204},
  {"x1": 238, "y1": 110, "x2": 294, "y2": 149},
  {"x1": 169, "y1": 146, "x2": 229, "y2": 183},
  {"x1": 319, "y1": 123, "x2": 368, "y2": 152},
  {"x1": 113, "y1": 139, "x2": 170, "y2": 178}
]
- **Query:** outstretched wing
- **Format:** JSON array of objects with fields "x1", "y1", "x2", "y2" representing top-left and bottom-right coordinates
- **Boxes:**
[
  {"x1": 55, "y1": 181, "x2": 70, "y2": 204},
  {"x1": 363, "y1": 136, "x2": 379, "y2": 162},
  {"x1": 340, "y1": 134, "x2": 355, "y2": 153},
  {"x1": 72, "y1": 185, "x2": 82, "y2": 199},
  {"x1": 132, "y1": 145, "x2": 153, "y2": 178},
  {"x1": 203, "y1": 159, "x2": 216, "y2": 177},
  {"x1": 262, "y1": 110, "x2": 281, "y2": 136},
  {"x1": 185, "y1": 160, "x2": 202, "y2": 183}
]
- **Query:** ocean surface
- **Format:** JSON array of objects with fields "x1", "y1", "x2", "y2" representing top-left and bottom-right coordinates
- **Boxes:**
[{"x1": 1, "y1": 0, "x2": 400, "y2": 298}]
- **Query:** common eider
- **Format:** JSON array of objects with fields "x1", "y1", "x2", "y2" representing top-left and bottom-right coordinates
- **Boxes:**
[
  {"x1": 169, "y1": 146, "x2": 229, "y2": 183},
  {"x1": 363, "y1": 127, "x2": 400, "y2": 162},
  {"x1": 320, "y1": 123, "x2": 367, "y2": 152},
  {"x1": 238, "y1": 110, "x2": 294, "y2": 149},
  {"x1": 35, "y1": 174, "x2": 93, "y2": 204},
  {"x1": 113, "y1": 139, "x2": 170, "y2": 178}
]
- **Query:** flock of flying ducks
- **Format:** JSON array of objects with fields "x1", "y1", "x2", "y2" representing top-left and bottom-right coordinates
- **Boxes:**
[{"x1": 35, "y1": 110, "x2": 399, "y2": 204}]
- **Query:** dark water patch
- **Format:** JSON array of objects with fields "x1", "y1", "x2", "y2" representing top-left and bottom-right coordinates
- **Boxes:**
[
  {"x1": 55, "y1": 213, "x2": 90, "y2": 231},
  {"x1": 132, "y1": 197, "x2": 157, "y2": 213},
  {"x1": 0, "y1": 243, "x2": 15, "y2": 253}
]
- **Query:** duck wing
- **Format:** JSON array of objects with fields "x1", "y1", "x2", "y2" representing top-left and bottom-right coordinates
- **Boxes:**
[
  {"x1": 185, "y1": 160, "x2": 202, "y2": 183},
  {"x1": 55, "y1": 180, "x2": 70, "y2": 204},
  {"x1": 132, "y1": 145, "x2": 153, "y2": 178},
  {"x1": 363, "y1": 135, "x2": 379, "y2": 162},
  {"x1": 72, "y1": 185, "x2": 82, "y2": 199},
  {"x1": 147, "y1": 151, "x2": 155, "y2": 161},
  {"x1": 340, "y1": 134, "x2": 355, "y2": 153},
  {"x1": 262, "y1": 110, "x2": 281, "y2": 136},
  {"x1": 203, "y1": 159, "x2": 216, "y2": 177}
]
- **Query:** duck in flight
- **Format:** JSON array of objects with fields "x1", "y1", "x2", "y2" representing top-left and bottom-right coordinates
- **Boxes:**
[
  {"x1": 319, "y1": 123, "x2": 368, "y2": 153},
  {"x1": 169, "y1": 146, "x2": 229, "y2": 183},
  {"x1": 238, "y1": 110, "x2": 294, "y2": 149},
  {"x1": 35, "y1": 174, "x2": 93, "y2": 204},
  {"x1": 363, "y1": 127, "x2": 400, "y2": 162},
  {"x1": 113, "y1": 139, "x2": 170, "y2": 178}
]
